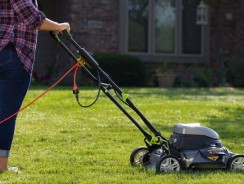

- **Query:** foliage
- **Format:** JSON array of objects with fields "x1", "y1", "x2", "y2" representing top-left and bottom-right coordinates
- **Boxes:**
[
  {"x1": 1, "y1": 87, "x2": 244, "y2": 183},
  {"x1": 189, "y1": 0, "x2": 223, "y2": 7},
  {"x1": 144, "y1": 60, "x2": 244, "y2": 87},
  {"x1": 32, "y1": 53, "x2": 147, "y2": 87},
  {"x1": 225, "y1": 57, "x2": 244, "y2": 87},
  {"x1": 143, "y1": 62, "x2": 177, "y2": 87},
  {"x1": 93, "y1": 53, "x2": 146, "y2": 87},
  {"x1": 144, "y1": 63, "x2": 222, "y2": 87},
  {"x1": 204, "y1": 0, "x2": 224, "y2": 7},
  {"x1": 175, "y1": 65, "x2": 222, "y2": 87},
  {"x1": 32, "y1": 62, "x2": 59, "y2": 85},
  {"x1": 155, "y1": 62, "x2": 176, "y2": 74}
]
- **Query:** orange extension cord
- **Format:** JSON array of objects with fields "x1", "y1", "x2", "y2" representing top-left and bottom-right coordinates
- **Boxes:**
[{"x1": 0, "y1": 63, "x2": 81, "y2": 125}]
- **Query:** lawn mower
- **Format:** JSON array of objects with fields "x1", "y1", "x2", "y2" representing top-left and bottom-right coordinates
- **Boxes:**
[{"x1": 50, "y1": 31, "x2": 244, "y2": 173}]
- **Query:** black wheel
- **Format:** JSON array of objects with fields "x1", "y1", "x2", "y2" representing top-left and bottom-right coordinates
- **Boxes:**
[
  {"x1": 130, "y1": 147, "x2": 149, "y2": 166},
  {"x1": 156, "y1": 155, "x2": 181, "y2": 173},
  {"x1": 227, "y1": 155, "x2": 244, "y2": 171}
]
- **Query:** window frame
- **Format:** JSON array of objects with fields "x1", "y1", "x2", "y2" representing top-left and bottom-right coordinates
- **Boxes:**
[{"x1": 119, "y1": 0, "x2": 210, "y2": 64}]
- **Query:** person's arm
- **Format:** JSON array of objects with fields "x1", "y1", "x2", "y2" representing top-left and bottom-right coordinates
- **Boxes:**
[
  {"x1": 11, "y1": 0, "x2": 46, "y2": 29},
  {"x1": 11, "y1": 0, "x2": 70, "y2": 33},
  {"x1": 38, "y1": 18, "x2": 70, "y2": 33}
]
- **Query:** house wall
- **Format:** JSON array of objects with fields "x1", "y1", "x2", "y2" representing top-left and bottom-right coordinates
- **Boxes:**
[
  {"x1": 209, "y1": 0, "x2": 244, "y2": 65},
  {"x1": 34, "y1": 0, "x2": 119, "y2": 83},
  {"x1": 34, "y1": 0, "x2": 72, "y2": 82},
  {"x1": 234, "y1": 0, "x2": 244, "y2": 60},
  {"x1": 34, "y1": 0, "x2": 244, "y2": 84},
  {"x1": 67, "y1": 0, "x2": 119, "y2": 52}
]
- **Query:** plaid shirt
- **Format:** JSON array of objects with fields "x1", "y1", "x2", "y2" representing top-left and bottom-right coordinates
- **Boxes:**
[{"x1": 0, "y1": 0, "x2": 46, "y2": 74}]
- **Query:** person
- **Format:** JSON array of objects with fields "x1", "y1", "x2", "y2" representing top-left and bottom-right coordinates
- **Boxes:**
[{"x1": 0, "y1": 0, "x2": 70, "y2": 172}]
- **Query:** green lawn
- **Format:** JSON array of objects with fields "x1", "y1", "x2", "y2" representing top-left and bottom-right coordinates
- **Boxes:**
[{"x1": 1, "y1": 87, "x2": 244, "y2": 183}]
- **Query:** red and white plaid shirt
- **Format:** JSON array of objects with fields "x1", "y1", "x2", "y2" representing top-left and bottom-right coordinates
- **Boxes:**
[{"x1": 0, "y1": 0, "x2": 46, "y2": 74}]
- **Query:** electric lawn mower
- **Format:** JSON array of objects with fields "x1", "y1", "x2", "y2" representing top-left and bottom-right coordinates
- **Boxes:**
[{"x1": 50, "y1": 31, "x2": 244, "y2": 173}]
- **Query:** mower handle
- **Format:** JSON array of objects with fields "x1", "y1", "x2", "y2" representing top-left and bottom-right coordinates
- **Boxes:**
[{"x1": 49, "y1": 30, "x2": 167, "y2": 143}]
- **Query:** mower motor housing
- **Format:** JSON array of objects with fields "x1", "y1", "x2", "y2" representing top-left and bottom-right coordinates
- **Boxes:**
[
  {"x1": 170, "y1": 123, "x2": 222, "y2": 150},
  {"x1": 169, "y1": 123, "x2": 234, "y2": 169}
]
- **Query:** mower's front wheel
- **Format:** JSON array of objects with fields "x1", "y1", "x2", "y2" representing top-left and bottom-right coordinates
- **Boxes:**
[
  {"x1": 130, "y1": 147, "x2": 149, "y2": 166},
  {"x1": 227, "y1": 155, "x2": 244, "y2": 171},
  {"x1": 156, "y1": 155, "x2": 181, "y2": 173}
]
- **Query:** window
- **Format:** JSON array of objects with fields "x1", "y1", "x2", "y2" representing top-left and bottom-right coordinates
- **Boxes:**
[
  {"x1": 181, "y1": 0, "x2": 202, "y2": 54},
  {"x1": 119, "y1": 0, "x2": 209, "y2": 63},
  {"x1": 128, "y1": 0, "x2": 149, "y2": 52},
  {"x1": 154, "y1": 0, "x2": 176, "y2": 54}
]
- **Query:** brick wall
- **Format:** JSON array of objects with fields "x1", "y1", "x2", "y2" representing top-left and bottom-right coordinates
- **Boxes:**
[
  {"x1": 234, "y1": 0, "x2": 244, "y2": 60},
  {"x1": 68, "y1": 0, "x2": 119, "y2": 52},
  {"x1": 34, "y1": 0, "x2": 119, "y2": 84},
  {"x1": 210, "y1": 0, "x2": 244, "y2": 64},
  {"x1": 49, "y1": 0, "x2": 244, "y2": 64}
]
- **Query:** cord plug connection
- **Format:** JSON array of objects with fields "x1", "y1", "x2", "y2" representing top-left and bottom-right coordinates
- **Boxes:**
[{"x1": 73, "y1": 84, "x2": 79, "y2": 95}]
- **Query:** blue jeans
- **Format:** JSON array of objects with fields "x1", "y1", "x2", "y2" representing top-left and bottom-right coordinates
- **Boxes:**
[{"x1": 0, "y1": 48, "x2": 31, "y2": 157}]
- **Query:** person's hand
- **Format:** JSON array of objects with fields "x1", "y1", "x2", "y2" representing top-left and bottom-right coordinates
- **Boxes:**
[{"x1": 53, "y1": 22, "x2": 71, "y2": 34}]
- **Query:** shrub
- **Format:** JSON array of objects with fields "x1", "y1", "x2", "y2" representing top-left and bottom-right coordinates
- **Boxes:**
[
  {"x1": 175, "y1": 65, "x2": 221, "y2": 87},
  {"x1": 225, "y1": 57, "x2": 244, "y2": 87},
  {"x1": 93, "y1": 53, "x2": 146, "y2": 87}
]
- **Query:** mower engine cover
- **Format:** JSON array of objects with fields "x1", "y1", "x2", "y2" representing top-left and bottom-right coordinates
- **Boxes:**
[{"x1": 170, "y1": 123, "x2": 223, "y2": 150}]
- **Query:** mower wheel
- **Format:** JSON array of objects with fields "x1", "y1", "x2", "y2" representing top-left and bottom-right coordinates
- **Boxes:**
[
  {"x1": 156, "y1": 155, "x2": 181, "y2": 173},
  {"x1": 130, "y1": 147, "x2": 149, "y2": 166},
  {"x1": 227, "y1": 155, "x2": 244, "y2": 171}
]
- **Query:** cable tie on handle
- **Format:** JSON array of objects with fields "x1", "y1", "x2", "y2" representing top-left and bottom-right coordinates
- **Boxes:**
[
  {"x1": 122, "y1": 93, "x2": 130, "y2": 102},
  {"x1": 77, "y1": 57, "x2": 86, "y2": 67}
]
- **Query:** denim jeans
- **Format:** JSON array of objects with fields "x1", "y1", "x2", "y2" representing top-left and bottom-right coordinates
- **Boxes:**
[{"x1": 0, "y1": 48, "x2": 31, "y2": 157}]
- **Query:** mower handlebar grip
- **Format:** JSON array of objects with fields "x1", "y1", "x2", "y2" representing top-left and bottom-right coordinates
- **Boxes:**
[
  {"x1": 63, "y1": 30, "x2": 72, "y2": 39},
  {"x1": 49, "y1": 32, "x2": 61, "y2": 43}
]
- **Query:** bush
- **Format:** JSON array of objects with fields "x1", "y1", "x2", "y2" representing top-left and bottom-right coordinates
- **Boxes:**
[
  {"x1": 175, "y1": 65, "x2": 221, "y2": 87},
  {"x1": 225, "y1": 57, "x2": 244, "y2": 87},
  {"x1": 93, "y1": 53, "x2": 146, "y2": 87}
]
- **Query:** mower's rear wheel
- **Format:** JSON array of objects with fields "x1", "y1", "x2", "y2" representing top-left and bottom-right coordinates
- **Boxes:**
[
  {"x1": 156, "y1": 155, "x2": 181, "y2": 173},
  {"x1": 227, "y1": 155, "x2": 244, "y2": 171},
  {"x1": 130, "y1": 147, "x2": 149, "y2": 166}
]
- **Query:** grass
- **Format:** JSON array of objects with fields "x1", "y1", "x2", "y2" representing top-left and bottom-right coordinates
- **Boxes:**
[{"x1": 1, "y1": 86, "x2": 244, "y2": 183}]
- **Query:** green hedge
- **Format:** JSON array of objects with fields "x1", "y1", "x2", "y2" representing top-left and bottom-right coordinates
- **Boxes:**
[{"x1": 93, "y1": 53, "x2": 146, "y2": 87}]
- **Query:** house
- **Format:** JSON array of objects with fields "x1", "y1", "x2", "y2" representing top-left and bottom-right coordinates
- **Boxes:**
[{"x1": 34, "y1": 0, "x2": 244, "y2": 86}]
